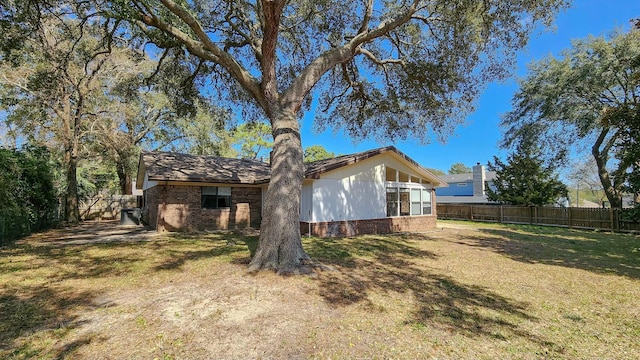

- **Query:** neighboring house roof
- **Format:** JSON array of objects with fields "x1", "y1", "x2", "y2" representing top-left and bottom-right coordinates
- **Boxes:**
[
  {"x1": 136, "y1": 151, "x2": 272, "y2": 187},
  {"x1": 437, "y1": 195, "x2": 494, "y2": 204},
  {"x1": 137, "y1": 146, "x2": 446, "y2": 188},
  {"x1": 439, "y1": 171, "x2": 497, "y2": 183}
]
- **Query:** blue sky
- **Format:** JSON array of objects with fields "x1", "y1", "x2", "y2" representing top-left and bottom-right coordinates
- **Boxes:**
[{"x1": 298, "y1": 0, "x2": 640, "y2": 173}]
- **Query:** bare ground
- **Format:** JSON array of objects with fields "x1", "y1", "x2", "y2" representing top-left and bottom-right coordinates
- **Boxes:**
[{"x1": 1, "y1": 220, "x2": 639, "y2": 359}]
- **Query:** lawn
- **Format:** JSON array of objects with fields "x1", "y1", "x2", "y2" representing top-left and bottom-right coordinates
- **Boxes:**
[{"x1": 1, "y1": 220, "x2": 639, "y2": 359}]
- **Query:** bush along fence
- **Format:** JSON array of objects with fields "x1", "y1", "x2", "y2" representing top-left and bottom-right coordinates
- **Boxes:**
[
  {"x1": 436, "y1": 204, "x2": 640, "y2": 233},
  {"x1": 1, "y1": 146, "x2": 59, "y2": 244}
]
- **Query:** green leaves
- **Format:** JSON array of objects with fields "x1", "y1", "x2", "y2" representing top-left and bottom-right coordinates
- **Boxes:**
[
  {"x1": 502, "y1": 28, "x2": 640, "y2": 209},
  {"x1": 486, "y1": 147, "x2": 568, "y2": 206},
  {"x1": 0, "y1": 145, "x2": 58, "y2": 243},
  {"x1": 231, "y1": 122, "x2": 273, "y2": 160},
  {"x1": 303, "y1": 145, "x2": 335, "y2": 163}
]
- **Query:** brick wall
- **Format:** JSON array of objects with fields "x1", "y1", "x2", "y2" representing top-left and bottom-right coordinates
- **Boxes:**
[
  {"x1": 301, "y1": 215, "x2": 437, "y2": 237},
  {"x1": 143, "y1": 184, "x2": 262, "y2": 231}
]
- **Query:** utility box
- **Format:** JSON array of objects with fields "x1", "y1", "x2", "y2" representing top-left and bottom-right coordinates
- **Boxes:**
[{"x1": 120, "y1": 208, "x2": 141, "y2": 225}]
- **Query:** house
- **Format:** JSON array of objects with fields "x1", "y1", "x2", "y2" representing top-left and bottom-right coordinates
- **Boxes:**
[
  {"x1": 435, "y1": 163, "x2": 497, "y2": 204},
  {"x1": 136, "y1": 146, "x2": 446, "y2": 237}
]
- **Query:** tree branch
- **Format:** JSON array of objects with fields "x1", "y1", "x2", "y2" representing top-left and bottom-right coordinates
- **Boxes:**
[
  {"x1": 133, "y1": 0, "x2": 267, "y2": 112},
  {"x1": 357, "y1": 0, "x2": 373, "y2": 35},
  {"x1": 356, "y1": 47, "x2": 405, "y2": 67},
  {"x1": 282, "y1": 0, "x2": 421, "y2": 109}
]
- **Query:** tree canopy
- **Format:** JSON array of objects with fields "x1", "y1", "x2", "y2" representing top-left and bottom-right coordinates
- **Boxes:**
[
  {"x1": 486, "y1": 147, "x2": 568, "y2": 206},
  {"x1": 501, "y1": 28, "x2": 640, "y2": 209},
  {"x1": 448, "y1": 163, "x2": 471, "y2": 174},
  {"x1": 231, "y1": 122, "x2": 273, "y2": 160},
  {"x1": 304, "y1": 145, "x2": 335, "y2": 163}
]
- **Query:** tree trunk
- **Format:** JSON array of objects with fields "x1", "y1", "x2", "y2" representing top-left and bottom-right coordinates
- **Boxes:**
[
  {"x1": 64, "y1": 150, "x2": 80, "y2": 224},
  {"x1": 592, "y1": 129, "x2": 622, "y2": 209},
  {"x1": 248, "y1": 107, "x2": 310, "y2": 274},
  {"x1": 116, "y1": 161, "x2": 132, "y2": 195}
]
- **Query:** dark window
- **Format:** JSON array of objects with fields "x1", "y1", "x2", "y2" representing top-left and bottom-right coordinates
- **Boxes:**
[
  {"x1": 386, "y1": 187, "x2": 398, "y2": 217},
  {"x1": 386, "y1": 186, "x2": 432, "y2": 217},
  {"x1": 399, "y1": 188, "x2": 410, "y2": 216},
  {"x1": 201, "y1": 186, "x2": 231, "y2": 209}
]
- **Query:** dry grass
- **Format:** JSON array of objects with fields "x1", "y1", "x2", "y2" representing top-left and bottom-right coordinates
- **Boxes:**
[{"x1": 1, "y1": 220, "x2": 639, "y2": 359}]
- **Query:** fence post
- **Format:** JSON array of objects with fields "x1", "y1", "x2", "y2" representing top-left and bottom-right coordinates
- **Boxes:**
[
  {"x1": 534, "y1": 206, "x2": 538, "y2": 225},
  {"x1": 568, "y1": 207, "x2": 572, "y2": 229},
  {"x1": 499, "y1": 205, "x2": 503, "y2": 223},
  {"x1": 610, "y1": 208, "x2": 615, "y2": 232},
  {"x1": 469, "y1": 205, "x2": 473, "y2": 221}
]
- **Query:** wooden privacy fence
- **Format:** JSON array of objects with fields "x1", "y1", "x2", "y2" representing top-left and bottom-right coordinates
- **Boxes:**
[
  {"x1": 437, "y1": 204, "x2": 640, "y2": 233},
  {"x1": 79, "y1": 195, "x2": 140, "y2": 221}
]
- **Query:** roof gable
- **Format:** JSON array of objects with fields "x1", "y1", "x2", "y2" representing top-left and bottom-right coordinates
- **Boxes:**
[{"x1": 304, "y1": 146, "x2": 446, "y2": 186}]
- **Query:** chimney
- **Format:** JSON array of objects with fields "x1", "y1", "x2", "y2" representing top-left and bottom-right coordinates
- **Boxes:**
[{"x1": 473, "y1": 162, "x2": 485, "y2": 196}]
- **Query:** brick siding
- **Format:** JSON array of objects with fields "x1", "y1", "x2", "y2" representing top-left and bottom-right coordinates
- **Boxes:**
[
  {"x1": 143, "y1": 184, "x2": 262, "y2": 231},
  {"x1": 301, "y1": 215, "x2": 437, "y2": 237}
]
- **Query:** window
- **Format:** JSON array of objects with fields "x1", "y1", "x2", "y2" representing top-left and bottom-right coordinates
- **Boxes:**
[
  {"x1": 422, "y1": 189, "x2": 432, "y2": 215},
  {"x1": 201, "y1": 186, "x2": 231, "y2": 209},
  {"x1": 385, "y1": 167, "x2": 397, "y2": 182},
  {"x1": 386, "y1": 187, "x2": 398, "y2": 217},
  {"x1": 411, "y1": 188, "x2": 422, "y2": 215},
  {"x1": 386, "y1": 185, "x2": 432, "y2": 217},
  {"x1": 399, "y1": 188, "x2": 410, "y2": 216}
]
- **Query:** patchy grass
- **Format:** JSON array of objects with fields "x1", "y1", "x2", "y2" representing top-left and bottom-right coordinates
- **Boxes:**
[{"x1": 1, "y1": 220, "x2": 639, "y2": 359}]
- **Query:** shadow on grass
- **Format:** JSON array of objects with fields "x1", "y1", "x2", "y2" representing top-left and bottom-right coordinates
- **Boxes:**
[
  {"x1": 470, "y1": 226, "x2": 640, "y2": 279},
  {"x1": 0, "y1": 229, "x2": 256, "y2": 357},
  {"x1": 153, "y1": 234, "x2": 254, "y2": 271},
  {"x1": 305, "y1": 234, "x2": 558, "y2": 351},
  {"x1": 0, "y1": 286, "x2": 111, "y2": 358}
]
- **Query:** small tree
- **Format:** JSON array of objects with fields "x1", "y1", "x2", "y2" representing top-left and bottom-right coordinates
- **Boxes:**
[
  {"x1": 231, "y1": 122, "x2": 273, "y2": 160},
  {"x1": 304, "y1": 145, "x2": 335, "y2": 163},
  {"x1": 448, "y1": 163, "x2": 471, "y2": 174},
  {"x1": 486, "y1": 147, "x2": 567, "y2": 206},
  {"x1": 567, "y1": 157, "x2": 607, "y2": 207}
]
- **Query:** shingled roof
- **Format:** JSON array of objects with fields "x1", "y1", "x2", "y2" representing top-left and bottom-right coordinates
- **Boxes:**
[
  {"x1": 137, "y1": 151, "x2": 271, "y2": 186},
  {"x1": 137, "y1": 146, "x2": 445, "y2": 188},
  {"x1": 304, "y1": 146, "x2": 445, "y2": 186}
]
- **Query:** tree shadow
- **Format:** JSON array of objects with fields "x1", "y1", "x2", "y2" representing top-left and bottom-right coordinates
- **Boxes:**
[
  {"x1": 470, "y1": 227, "x2": 640, "y2": 279},
  {"x1": 152, "y1": 240, "x2": 249, "y2": 271},
  {"x1": 0, "y1": 228, "x2": 255, "y2": 357},
  {"x1": 0, "y1": 285, "x2": 113, "y2": 358},
  {"x1": 306, "y1": 234, "x2": 558, "y2": 351}
]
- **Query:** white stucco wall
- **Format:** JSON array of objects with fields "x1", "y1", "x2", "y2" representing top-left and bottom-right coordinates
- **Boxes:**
[
  {"x1": 309, "y1": 177, "x2": 387, "y2": 222},
  {"x1": 300, "y1": 181, "x2": 314, "y2": 222},
  {"x1": 302, "y1": 154, "x2": 390, "y2": 222},
  {"x1": 298, "y1": 152, "x2": 442, "y2": 223}
]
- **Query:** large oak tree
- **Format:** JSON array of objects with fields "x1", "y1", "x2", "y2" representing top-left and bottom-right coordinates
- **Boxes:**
[
  {"x1": 108, "y1": 0, "x2": 567, "y2": 273},
  {"x1": 501, "y1": 28, "x2": 640, "y2": 209}
]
